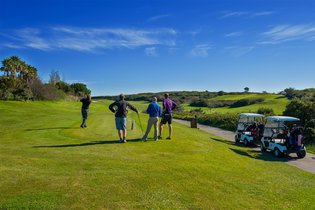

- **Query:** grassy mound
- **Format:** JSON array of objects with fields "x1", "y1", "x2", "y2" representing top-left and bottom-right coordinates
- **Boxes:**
[{"x1": 0, "y1": 100, "x2": 314, "y2": 209}]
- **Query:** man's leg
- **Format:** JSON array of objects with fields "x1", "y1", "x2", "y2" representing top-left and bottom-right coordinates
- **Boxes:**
[
  {"x1": 118, "y1": 130, "x2": 123, "y2": 141},
  {"x1": 153, "y1": 118, "x2": 159, "y2": 140},
  {"x1": 142, "y1": 118, "x2": 154, "y2": 140},
  {"x1": 123, "y1": 129, "x2": 127, "y2": 141},
  {"x1": 167, "y1": 124, "x2": 172, "y2": 139},
  {"x1": 159, "y1": 122, "x2": 163, "y2": 139}
]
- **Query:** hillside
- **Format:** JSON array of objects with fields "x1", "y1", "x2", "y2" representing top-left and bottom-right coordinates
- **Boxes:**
[
  {"x1": 183, "y1": 93, "x2": 289, "y2": 115},
  {"x1": 0, "y1": 100, "x2": 314, "y2": 209}
]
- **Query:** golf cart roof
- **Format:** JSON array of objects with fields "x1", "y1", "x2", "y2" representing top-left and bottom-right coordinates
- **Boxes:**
[
  {"x1": 266, "y1": 116, "x2": 300, "y2": 122},
  {"x1": 239, "y1": 113, "x2": 264, "y2": 118}
]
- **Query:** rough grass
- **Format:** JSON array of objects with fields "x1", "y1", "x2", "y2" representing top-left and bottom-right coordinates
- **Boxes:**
[
  {"x1": 0, "y1": 100, "x2": 314, "y2": 209},
  {"x1": 183, "y1": 93, "x2": 289, "y2": 115}
]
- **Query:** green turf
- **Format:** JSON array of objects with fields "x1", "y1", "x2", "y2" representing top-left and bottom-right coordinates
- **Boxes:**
[
  {"x1": 0, "y1": 100, "x2": 314, "y2": 209},
  {"x1": 183, "y1": 93, "x2": 289, "y2": 115}
]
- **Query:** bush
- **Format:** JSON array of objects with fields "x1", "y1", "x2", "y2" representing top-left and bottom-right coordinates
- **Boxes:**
[
  {"x1": 283, "y1": 98, "x2": 315, "y2": 125},
  {"x1": 303, "y1": 119, "x2": 315, "y2": 145},
  {"x1": 230, "y1": 97, "x2": 265, "y2": 108},
  {"x1": 257, "y1": 107, "x2": 275, "y2": 116},
  {"x1": 174, "y1": 110, "x2": 238, "y2": 131},
  {"x1": 190, "y1": 99, "x2": 208, "y2": 107}
]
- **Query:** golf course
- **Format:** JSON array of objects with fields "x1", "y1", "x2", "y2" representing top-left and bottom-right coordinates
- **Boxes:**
[{"x1": 1, "y1": 100, "x2": 315, "y2": 209}]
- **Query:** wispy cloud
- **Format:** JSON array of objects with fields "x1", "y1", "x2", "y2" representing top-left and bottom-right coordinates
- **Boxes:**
[
  {"x1": 222, "y1": 46, "x2": 254, "y2": 57},
  {"x1": 0, "y1": 26, "x2": 177, "y2": 52},
  {"x1": 144, "y1": 47, "x2": 158, "y2": 56},
  {"x1": 190, "y1": 44, "x2": 212, "y2": 57},
  {"x1": 260, "y1": 24, "x2": 315, "y2": 44},
  {"x1": 221, "y1": 11, "x2": 274, "y2": 19},
  {"x1": 224, "y1": 31, "x2": 242, "y2": 38},
  {"x1": 146, "y1": 14, "x2": 171, "y2": 23}
]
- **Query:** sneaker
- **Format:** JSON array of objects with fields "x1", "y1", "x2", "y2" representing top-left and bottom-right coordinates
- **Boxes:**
[
  {"x1": 84, "y1": 125, "x2": 87, "y2": 128},
  {"x1": 166, "y1": 137, "x2": 171, "y2": 140},
  {"x1": 123, "y1": 139, "x2": 127, "y2": 143},
  {"x1": 80, "y1": 125, "x2": 84, "y2": 128},
  {"x1": 154, "y1": 139, "x2": 158, "y2": 141},
  {"x1": 158, "y1": 136, "x2": 162, "y2": 139}
]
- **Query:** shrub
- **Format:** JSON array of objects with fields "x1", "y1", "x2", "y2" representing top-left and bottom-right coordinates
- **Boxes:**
[
  {"x1": 303, "y1": 119, "x2": 315, "y2": 145},
  {"x1": 189, "y1": 99, "x2": 208, "y2": 107},
  {"x1": 257, "y1": 107, "x2": 275, "y2": 116},
  {"x1": 283, "y1": 98, "x2": 315, "y2": 125},
  {"x1": 230, "y1": 97, "x2": 265, "y2": 108}
]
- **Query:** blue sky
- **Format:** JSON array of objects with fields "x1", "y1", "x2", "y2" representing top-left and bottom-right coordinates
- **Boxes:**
[{"x1": 1, "y1": 0, "x2": 315, "y2": 96}]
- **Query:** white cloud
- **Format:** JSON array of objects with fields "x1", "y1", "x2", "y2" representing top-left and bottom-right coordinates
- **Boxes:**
[
  {"x1": 252, "y1": 11, "x2": 275, "y2": 17},
  {"x1": 224, "y1": 32, "x2": 242, "y2": 37},
  {"x1": 221, "y1": 11, "x2": 274, "y2": 19},
  {"x1": 1, "y1": 26, "x2": 177, "y2": 52},
  {"x1": 222, "y1": 46, "x2": 254, "y2": 57},
  {"x1": 260, "y1": 24, "x2": 315, "y2": 44},
  {"x1": 221, "y1": 11, "x2": 248, "y2": 18},
  {"x1": 144, "y1": 47, "x2": 158, "y2": 56},
  {"x1": 146, "y1": 14, "x2": 171, "y2": 23},
  {"x1": 190, "y1": 44, "x2": 212, "y2": 57}
]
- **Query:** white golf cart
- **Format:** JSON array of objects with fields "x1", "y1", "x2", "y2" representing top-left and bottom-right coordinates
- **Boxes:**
[
  {"x1": 235, "y1": 113, "x2": 265, "y2": 146},
  {"x1": 260, "y1": 116, "x2": 306, "y2": 158}
]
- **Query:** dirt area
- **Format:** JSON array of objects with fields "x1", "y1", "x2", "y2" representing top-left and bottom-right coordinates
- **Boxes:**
[{"x1": 174, "y1": 119, "x2": 315, "y2": 174}]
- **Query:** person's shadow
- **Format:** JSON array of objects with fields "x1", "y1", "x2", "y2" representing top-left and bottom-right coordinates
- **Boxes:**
[
  {"x1": 26, "y1": 127, "x2": 80, "y2": 131},
  {"x1": 33, "y1": 138, "x2": 142, "y2": 148}
]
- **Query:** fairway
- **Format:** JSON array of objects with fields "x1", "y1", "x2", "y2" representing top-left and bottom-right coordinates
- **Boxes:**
[{"x1": 0, "y1": 101, "x2": 315, "y2": 209}]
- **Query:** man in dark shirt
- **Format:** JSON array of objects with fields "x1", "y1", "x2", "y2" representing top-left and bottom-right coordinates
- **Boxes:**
[
  {"x1": 159, "y1": 93, "x2": 177, "y2": 140},
  {"x1": 80, "y1": 94, "x2": 91, "y2": 128},
  {"x1": 109, "y1": 94, "x2": 139, "y2": 143}
]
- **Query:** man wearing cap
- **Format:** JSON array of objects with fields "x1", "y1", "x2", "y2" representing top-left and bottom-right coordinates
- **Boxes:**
[
  {"x1": 142, "y1": 97, "x2": 162, "y2": 141},
  {"x1": 109, "y1": 94, "x2": 139, "y2": 143}
]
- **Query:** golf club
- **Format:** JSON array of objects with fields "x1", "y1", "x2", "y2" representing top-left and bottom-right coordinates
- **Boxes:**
[{"x1": 137, "y1": 112, "x2": 144, "y2": 134}]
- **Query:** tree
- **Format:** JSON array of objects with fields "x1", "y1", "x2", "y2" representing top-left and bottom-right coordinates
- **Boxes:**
[
  {"x1": 49, "y1": 70, "x2": 61, "y2": 86},
  {"x1": 283, "y1": 98, "x2": 315, "y2": 125},
  {"x1": 244, "y1": 87, "x2": 249, "y2": 93},
  {"x1": 70, "y1": 83, "x2": 91, "y2": 96}
]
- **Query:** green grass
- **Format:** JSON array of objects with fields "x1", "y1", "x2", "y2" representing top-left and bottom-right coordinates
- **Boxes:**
[
  {"x1": 183, "y1": 93, "x2": 289, "y2": 115},
  {"x1": 1, "y1": 100, "x2": 315, "y2": 209}
]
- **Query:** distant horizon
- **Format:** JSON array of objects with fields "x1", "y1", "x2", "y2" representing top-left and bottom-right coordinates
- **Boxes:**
[
  {"x1": 1, "y1": 0, "x2": 315, "y2": 96},
  {"x1": 92, "y1": 87, "x2": 314, "y2": 97}
]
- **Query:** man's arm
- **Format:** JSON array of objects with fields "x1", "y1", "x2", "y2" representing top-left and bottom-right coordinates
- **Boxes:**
[
  {"x1": 146, "y1": 103, "x2": 152, "y2": 114},
  {"x1": 108, "y1": 102, "x2": 116, "y2": 113},
  {"x1": 127, "y1": 102, "x2": 138, "y2": 113},
  {"x1": 172, "y1": 101, "x2": 177, "y2": 110}
]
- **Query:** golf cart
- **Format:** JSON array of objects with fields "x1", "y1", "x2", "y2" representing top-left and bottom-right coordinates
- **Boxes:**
[
  {"x1": 260, "y1": 116, "x2": 306, "y2": 158},
  {"x1": 235, "y1": 113, "x2": 265, "y2": 146}
]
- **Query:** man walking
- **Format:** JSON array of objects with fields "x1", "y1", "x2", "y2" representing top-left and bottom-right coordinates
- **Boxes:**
[
  {"x1": 142, "y1": 97, "x2": 162, "y2": 141},
  {"x1": 80, "y1": 94, "x2": 91, "y2": 128},
  {"x1": 109, "y1": 94, "x2": 139, "y2": 143},
  {"x1": 159, "y1": 93, "x2": 177, "y2": 140}
]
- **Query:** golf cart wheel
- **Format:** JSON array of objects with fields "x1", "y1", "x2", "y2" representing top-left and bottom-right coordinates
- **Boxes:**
[
  {"x1": 244, "y1": 138, "x2": 249, "y2": 146},
  {"x1": 260, "y1": 144, "x2": 266, "y2": 152},
  {"x1": 273, "y1": 148, "x2": 282, "y2": 158},
  {"x1": 297, "y1": 150, "x2": 306, "y2": 159},
  {"x1": 235, "y1": 135, "x2": 240, "y2": 143}
]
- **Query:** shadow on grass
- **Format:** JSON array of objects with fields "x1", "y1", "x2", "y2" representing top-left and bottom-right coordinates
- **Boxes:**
[
  {"x1": 33, "y1": 138, "x2": 142, "y2": 148},
  {"x1": 229, "y1": 147, "x2": 301, "y2": 162},
  {"x1": 210, "y1": 137, "x2": 259, "y2": 148},
  {"x1": 26, "y1": 127, "x2": 80, "y2": 131},
  {"x1": 210, "y1": 137, "x2": 235, "y2": 146}
]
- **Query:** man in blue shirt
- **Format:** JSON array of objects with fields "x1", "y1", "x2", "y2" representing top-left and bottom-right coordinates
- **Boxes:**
[{"x1": 142, "y1": 97, "x2": 162, "y2": 141}]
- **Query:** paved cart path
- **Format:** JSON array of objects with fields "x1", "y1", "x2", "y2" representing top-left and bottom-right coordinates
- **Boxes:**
[{"x1": 174, "y1": 119, "x2": 315, "y2": 174}]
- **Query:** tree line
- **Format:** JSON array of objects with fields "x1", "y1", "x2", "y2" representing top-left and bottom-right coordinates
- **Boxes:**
[{"x1": 0, "y1": 56, "x2": 91, "y2": 100}]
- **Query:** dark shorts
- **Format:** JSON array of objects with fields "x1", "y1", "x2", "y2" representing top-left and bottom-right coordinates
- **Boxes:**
[
  {"x1": 115, "y1": 117, "x2": 127, "y2": 130},
  {"x1": 161, "y1": 113, "x2": 172, "y2": 125},
  {"x1": 81, "y1": 109, "x2": 89, "y2": 119}
]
